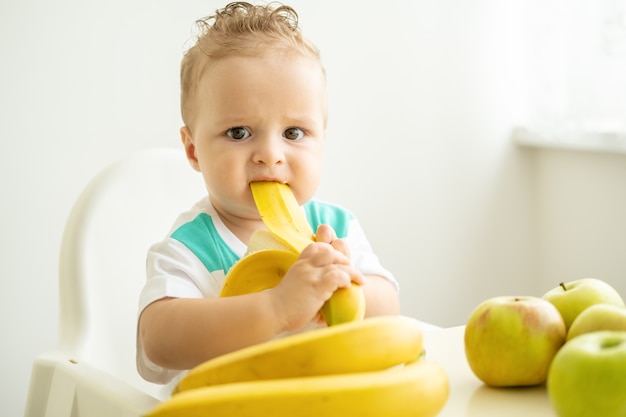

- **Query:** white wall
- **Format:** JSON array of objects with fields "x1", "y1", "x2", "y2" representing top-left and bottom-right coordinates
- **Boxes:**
[
  {"x1": 2, "y1": 1, "x2": 624, "y2": 416},
  {"x1": 521, "y1": 0, "x2": 626, "y2": 295},
  {"x1": 2, "y1": 2, "x2": 209, "y2": 415},
  {"x1": 533, "y1": 148, "x2": 626, "y2": 296},
  {"x1": 312, "y1": 0, "x2": 539, "y2": 324}
]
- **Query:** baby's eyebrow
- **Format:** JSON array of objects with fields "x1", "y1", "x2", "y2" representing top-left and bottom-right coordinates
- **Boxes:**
[
  {"x1": 283, "y1": 114, "x2": 323, "y2": 126},
  {"x1": 212, "y1": 116, "x2": 248, "y2": 127}
]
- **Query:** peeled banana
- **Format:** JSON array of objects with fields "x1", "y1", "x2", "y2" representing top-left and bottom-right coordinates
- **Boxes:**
[
  {"x1": 173, "y1": 315, "x2": 424, "y2": 393},
  {"x1": 221, "y1": 181, "x2": 365, "y2": 325},
  {"x1": 147, "y1": 357, "x2": 449, "y2": 417},
  {"x1": 244, "y1": 229, "x2": 293, "y2": 254}
]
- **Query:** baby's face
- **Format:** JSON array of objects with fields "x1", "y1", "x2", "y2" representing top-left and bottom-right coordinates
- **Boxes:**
[{"x1": 182, "y1": 53, "x2": 327, "y2": 222}]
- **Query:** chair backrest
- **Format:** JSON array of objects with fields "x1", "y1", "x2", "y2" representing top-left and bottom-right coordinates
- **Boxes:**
[{"x1": 57, "y1": 147, "x2": 205, "y2": 397}]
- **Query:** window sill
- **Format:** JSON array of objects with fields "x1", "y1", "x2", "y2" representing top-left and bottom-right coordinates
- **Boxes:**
[{"x1": 513, "y1": 126, "x2": 626, "y2": 155}]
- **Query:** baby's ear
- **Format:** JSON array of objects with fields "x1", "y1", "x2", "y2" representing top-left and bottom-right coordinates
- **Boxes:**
[{"x1": 180, "y1": 126, "x2": 200, "y2": 172}]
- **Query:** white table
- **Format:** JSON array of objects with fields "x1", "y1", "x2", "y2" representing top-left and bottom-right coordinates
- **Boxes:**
[{"x1": 422, "y1": 326, "x2": 556, "y2": 417}]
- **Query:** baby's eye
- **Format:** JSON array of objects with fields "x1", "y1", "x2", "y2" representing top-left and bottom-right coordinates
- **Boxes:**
[
  {"x1": 283, "y1": 127, "x2": 304, "y2": 141},
  {"x1": 226, "y1": 127, "x2": 251, "y2": 140}
]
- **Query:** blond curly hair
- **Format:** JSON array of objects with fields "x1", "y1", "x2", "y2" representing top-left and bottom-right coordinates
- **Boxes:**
[{"x1": 180, "y1": 2, "x2": 323, "y2": 126}]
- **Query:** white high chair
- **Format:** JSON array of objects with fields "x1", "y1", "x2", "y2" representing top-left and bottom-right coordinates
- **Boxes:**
[{"x1": 24, "y1": 148, "x2": 206, "y2": 417}]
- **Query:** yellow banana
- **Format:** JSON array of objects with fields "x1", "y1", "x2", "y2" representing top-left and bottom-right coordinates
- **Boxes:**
[
  {"x1": 174, "y1": 316, "x2": 424, "y2": 393},
  {"x1": 221, "y1": 181, "x2": 365, "y2": 326},
  {"x1": 320, "y1": 284, "x2": 366, "y2": 324},
  {"x1": 244, "y1": 229, "x2": 293, "y2": 255},
  {"x1": 146, "y1": 359, "x2": 449, "y2": 417},
  {"x1": 220, "y1": 249, "x2": 298, "y2": 297},
  {"x1": 249, "y1": 181, "x2": 314, "y2": 253}
]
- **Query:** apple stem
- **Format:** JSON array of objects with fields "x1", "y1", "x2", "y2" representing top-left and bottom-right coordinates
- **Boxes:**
[{"x1": 559, "y1": 282, "x2": 567, "y2": 291}]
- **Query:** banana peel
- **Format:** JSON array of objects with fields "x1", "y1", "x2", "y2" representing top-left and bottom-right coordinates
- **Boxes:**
[
  {"x1": 220, "y1": 249, "x2": 298, "y2": 297},
  {"x1": 250, "y1": 181, "x2": 314, "y2": 253},
  {"x1": 220, "y1": 181, "x2": 365, "y2": 326}
]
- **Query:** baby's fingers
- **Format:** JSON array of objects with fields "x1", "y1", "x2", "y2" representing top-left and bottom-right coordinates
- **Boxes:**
[
  {"x1": 315, "y1": 224, "x2": 336, "y2": 244},
  {"x1": 300, "y1": 241, "x2": 349, "y2": 266},
  {"x1": 315, "y1": 224, "x2": 350, "y2": 259}
]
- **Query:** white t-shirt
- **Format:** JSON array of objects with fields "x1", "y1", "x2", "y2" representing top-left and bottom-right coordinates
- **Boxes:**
[{"x1": 136, "y1": 196, "x2": 397, "y2": 385}]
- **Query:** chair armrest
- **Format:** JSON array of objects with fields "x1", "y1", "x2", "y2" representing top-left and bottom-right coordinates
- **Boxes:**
[{"x1": 25, "y1": 352, "x2": 160, "y2": 417}]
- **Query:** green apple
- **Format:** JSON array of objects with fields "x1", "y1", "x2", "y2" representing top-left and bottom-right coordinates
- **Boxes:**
[
  {"x1": 464, "y1": 295, "x2": 566, "y2": 387},
  {"x1": 567, "y1": 303, "x2": 626, "y2": 341},
  {"x1": 542, "y1": 278, "x2": 625, "y2": 331},
  {"x1": 547, "y1": 331, "x2": 626, "y2": 417}
]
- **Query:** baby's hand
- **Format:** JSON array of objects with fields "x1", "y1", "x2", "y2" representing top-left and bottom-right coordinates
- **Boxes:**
[
  {"x1": 314, "y1": 224, "x2": 350, "y2": 259},
  {"x1": 269, "y1": 242, "x2": 362, "y2": 332}
]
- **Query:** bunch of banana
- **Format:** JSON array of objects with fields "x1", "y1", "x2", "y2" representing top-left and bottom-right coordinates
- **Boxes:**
[
  {"x1": 173, "y1": 315, "x2": 425, "y2": 392},
  {"x1": 146, "y1": 316, "x2": 449, "y2": 417},
  {"x1": 220, "y1": 181, "x2": 365, "y2": 325}
]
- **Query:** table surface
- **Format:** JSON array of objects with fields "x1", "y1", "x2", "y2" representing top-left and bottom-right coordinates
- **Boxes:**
[{"x1": 422, "y1": 325, "x2": 557, "y2": 417}]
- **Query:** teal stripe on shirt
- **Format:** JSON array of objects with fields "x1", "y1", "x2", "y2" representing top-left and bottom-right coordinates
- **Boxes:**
[
  {"x1": 171, "y1": 201, "x2": 354, "y2": 274},
  {"x1": 170, "y1": 213, "x2": 240, "y2": 274},
  {"x1": 303, "y1": 200, "x2": 352, "y2": 239}
]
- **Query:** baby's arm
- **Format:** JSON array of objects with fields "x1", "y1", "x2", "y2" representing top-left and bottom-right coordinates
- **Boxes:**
[
  {"x1": 139, "y1": 291, "x2": 283, "y2": 371},
  {"x1": 360, "y1": 274, "x2": 401, "y2": 316},
  {"x1": 139, "y1": 241, "x2": 360, "y2": 371}
]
